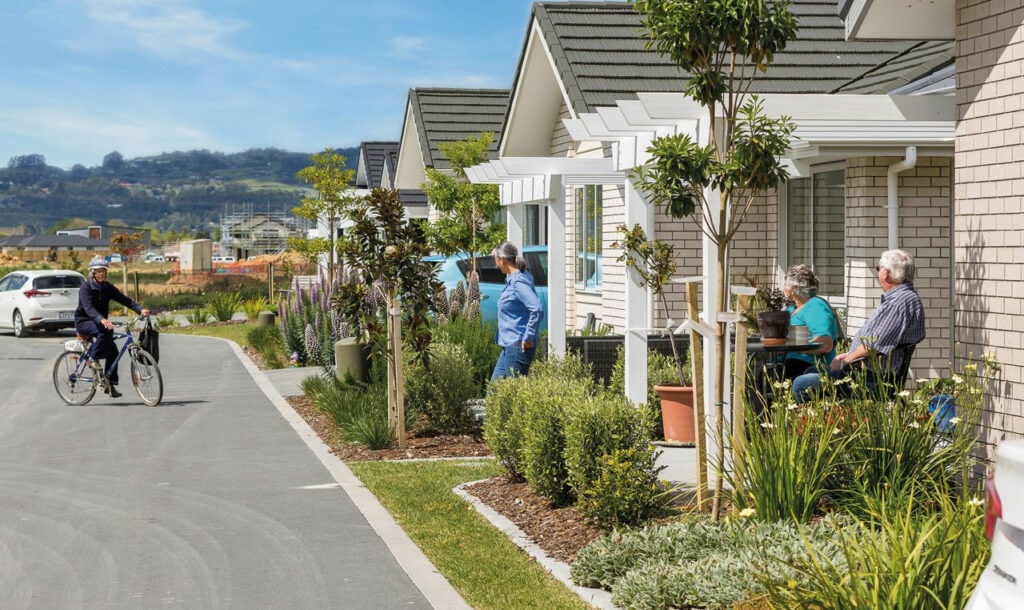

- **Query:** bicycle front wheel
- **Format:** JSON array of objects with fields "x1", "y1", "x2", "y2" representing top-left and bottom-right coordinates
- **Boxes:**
[
  {"x1": 53, "y1": 351, "x2": 96, "y2": 406},
  {"x1": 130, "y1": 347, "x2": 163, "y2": 406}
]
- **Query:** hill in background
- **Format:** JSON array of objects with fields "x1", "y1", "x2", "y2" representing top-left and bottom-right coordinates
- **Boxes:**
[{"x1": 0, "y1": 147, "x2": 359, "y2": 234}]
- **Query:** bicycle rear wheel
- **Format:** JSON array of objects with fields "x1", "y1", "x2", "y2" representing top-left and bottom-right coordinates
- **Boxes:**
[
  {"x1": 53, "y1": 351, "x2": 96, "y2": 406},
  {"x1": 130, "y1": 347, "x2": 163, "y2": 406}
]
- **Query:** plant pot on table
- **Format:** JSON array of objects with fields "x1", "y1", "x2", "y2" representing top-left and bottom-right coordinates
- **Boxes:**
[
  {"x1": 654, "y1": 384, "x2": 696, "y2": 444},
  {"x1": 757, "y1": 311, "x2": 791, "y2": 346}
]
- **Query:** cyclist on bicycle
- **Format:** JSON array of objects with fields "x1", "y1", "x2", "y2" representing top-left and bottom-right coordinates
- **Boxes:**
[{"x1": 75, "y1": 255, "x2": 150, "y2": 398}]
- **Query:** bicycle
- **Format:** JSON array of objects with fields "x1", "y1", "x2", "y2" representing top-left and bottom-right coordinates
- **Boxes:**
[{"x1": 52, "y1": 317, "x2": 163, "y2": 406}]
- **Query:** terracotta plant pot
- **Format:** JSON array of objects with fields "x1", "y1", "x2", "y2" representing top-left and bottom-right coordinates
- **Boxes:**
[
  {"x1": 757, "y1": 310, "x2": 791, "y2": 345},
  {"x1": 654, "y1": 384, "x2": 696, "y2": 444}
]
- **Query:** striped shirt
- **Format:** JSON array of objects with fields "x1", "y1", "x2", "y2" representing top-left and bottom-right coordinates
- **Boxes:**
[{"x1": 851, "y1": 282, "x2": 925, "y2": 371}]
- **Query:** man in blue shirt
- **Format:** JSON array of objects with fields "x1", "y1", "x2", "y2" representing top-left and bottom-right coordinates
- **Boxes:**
[
  {"x1": 75, "y1": 256, "x2": 150, "y2": 398},
  {"x1": 792, "y1": 249, "x2": 925, "y2": 402},
  {"x1": 490, "y1": 242, "x2": 544, "y2": 382}
]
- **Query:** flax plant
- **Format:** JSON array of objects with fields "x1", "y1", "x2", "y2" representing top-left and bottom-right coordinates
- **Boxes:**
[{"x1": 726, "y1": 383, "x2": 853, "y2": 523}]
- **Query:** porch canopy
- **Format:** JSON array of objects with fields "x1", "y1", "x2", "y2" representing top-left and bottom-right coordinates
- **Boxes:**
[
  {"x1": 464, "y1": 156, "x2": 622, "y2": 356},
  {"x1": 466, "y1": 92, "x2": 954, "y2": 408}
]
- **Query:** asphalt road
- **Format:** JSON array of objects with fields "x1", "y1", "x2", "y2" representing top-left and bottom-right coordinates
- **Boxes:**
[{"x1": 0, "y1": 329, "x2": 446, "y2": 609}]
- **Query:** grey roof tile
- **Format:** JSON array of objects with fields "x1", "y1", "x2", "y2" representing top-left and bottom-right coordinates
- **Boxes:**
[
  {"x1": 356, "y1": 141, "x2": 399, "y2": 189},
  {"x1": 521, "y1": 1, "x2": 954, "y2": 115},
  {"x1": 406, "y1": 88, "x2": 510, "y2": 170}
]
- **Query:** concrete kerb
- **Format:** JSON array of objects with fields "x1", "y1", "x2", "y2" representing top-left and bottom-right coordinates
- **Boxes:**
[
  {"x1": 225, "y1": 338, "x2": 471, "y2": 610},
  {"x1": 453, "y1": 480, "x2": 616, "y2": 609}
]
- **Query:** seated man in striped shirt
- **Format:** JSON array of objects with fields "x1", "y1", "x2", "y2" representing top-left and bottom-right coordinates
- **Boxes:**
[{"x1": 792, "y1": 249, "x2": 925, "y2": 403}]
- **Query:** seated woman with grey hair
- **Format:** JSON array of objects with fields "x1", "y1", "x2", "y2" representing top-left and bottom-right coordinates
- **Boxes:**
[
  {"x1": 750, "y1": 264, "x2": 840, "y2": 414},
  {"x1": 781, "y1": 264, "x2": 840, "y2": 377}
]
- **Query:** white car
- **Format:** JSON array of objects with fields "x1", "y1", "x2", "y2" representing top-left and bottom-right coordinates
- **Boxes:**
[
  {"x1": 0, "y1": 270, "x2": 86, "y2": 337},
  {"x1": 967, "y1": 440, "x2": 1024, "y2": 609}
]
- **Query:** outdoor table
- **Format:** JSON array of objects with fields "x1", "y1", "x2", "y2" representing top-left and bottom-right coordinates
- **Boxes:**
[{"x1": 745, "y1": 341, "x2": 821, "y2": 373}]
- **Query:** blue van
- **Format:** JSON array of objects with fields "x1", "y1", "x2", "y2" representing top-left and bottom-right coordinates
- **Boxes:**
[{"x1": 432, "y1": 245, "x2": 548, "y2": 333}]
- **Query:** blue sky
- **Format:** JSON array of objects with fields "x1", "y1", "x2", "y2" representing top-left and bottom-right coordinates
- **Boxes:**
[{"x1": 0, "y1": 0, "x2": 592, "y2": 170}]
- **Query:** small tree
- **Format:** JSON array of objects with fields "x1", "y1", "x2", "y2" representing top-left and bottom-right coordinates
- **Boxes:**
[
  {"x1": 630, "y1": 0, "x2": 798, "y2": 519},
  {"x1": 335, "y1": 188, "x2": 439, "y2": 449},
  {"x1": 422, "y1": 132, "x2": 504, "y2": 276},
  {"x1": 110, "y1": 230, "x2": 145, "y2": 294},
  {"x1": 293, "y1": 149, "x2": 358, "y2": 282}
]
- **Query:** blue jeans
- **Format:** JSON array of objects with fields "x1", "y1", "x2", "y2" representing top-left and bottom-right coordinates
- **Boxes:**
[{"x1": 491, "y1": 343, "x2": 537, "y2": 383}]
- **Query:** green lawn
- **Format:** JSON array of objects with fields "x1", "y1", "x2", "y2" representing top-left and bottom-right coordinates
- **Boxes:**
[
  {"x1": 349, "y1": 460, "x2": 590, "y2": 610},
  {"x1": 161, "y1": 321, "x2": 255, "y2": 347}
]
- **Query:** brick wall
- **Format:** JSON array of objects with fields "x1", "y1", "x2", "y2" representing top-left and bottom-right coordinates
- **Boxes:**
[
  {"x1": 955, "y1": 0, "x2": 1024, "y2": 444},
  {"x1": 844, "y1": 157, "x2": 953, "y2": 379}
]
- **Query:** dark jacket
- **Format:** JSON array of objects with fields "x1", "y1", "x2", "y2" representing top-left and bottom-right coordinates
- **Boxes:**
[{"x1": 75, "y1": 278, "x2": 141, "y2": 326}]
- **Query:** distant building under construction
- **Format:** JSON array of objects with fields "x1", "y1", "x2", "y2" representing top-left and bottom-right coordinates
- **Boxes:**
[{"x1": 219, "y1": 203, "x2": 311, "y2": 259}]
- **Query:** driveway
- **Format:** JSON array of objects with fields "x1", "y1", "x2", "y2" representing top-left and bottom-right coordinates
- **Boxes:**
[{"x1": 0, "y1": 330, "x2": 466, "y2": 609}]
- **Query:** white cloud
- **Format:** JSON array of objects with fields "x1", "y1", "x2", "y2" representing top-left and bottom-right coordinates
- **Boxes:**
[
  {"x1": 388, "y1": 36, "x2": 426, "y2": 58},
  {"x1": 81, "y1": 0, "x2": 246, "y2": 60}
]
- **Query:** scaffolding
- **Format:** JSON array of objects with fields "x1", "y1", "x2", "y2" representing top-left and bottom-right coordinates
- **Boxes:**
[{"x1": 219, "y1": 202, "x2": 311, "y2": 259}]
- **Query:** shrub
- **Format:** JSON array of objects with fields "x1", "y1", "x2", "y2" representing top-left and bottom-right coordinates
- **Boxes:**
[
  {"x1": 186, "y1": 306, "x2": 209, "y2": 325},
  {"x1": 578, "y1": 447, "x2": 665, "y2": 530},
  {"x1": 572, "y1": 516, "x2": 848, "y2": 610},
  {"x1": 404, "y1": 341, "x2": 477, "y2": 433},
  {"x1": 483, "y1": 353, "x2": 596, "y2": 498},
  {"x1": 564, "y1": 391, "x2": 655, "y2": 498},
  {"x1": 764, "y1": 492, "x2": 988, "y2": 610},
  {"x1": 301, "y1": 374, "x2": 396, "y2": 449},
  {"x1": 609, "y1": 345, "x2": 681, "y2": 439},
  {"x1": 433, "y1": 317, "x2": 500, "y2": 393},
  {"x1": 280, "y1": 274, "x2": 346, "y2": 367},
  {"x1": 727, "y1": 399, "x2": 854, "y2": 524},
  {"x1": 207, "y1": 291, "x2": 241, "y2": 321},
  {"x1": 240, "y1": 296, "x2": 269, "y2": 320},
  {"x1": 155, "y1": 312, "x2": 177, "y2": 328},
  {"x1": 247, "y1": 324, "x2": 287, "y2": 369}
]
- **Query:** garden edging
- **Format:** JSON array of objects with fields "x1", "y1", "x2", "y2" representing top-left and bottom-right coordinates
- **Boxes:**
[{"x1": 453, "y1": 480, "x2": 616, "y2": 610}]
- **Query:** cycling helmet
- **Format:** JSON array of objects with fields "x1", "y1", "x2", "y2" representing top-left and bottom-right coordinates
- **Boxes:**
[{"x1": 88, "y1": 255, "x2": 110, "y2": 272}]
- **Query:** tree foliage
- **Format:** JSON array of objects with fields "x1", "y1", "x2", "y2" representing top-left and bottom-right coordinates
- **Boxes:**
[
  {"x1": 422, "y1": 132, "x2": 503, "y2": 271},
  {"x1": 630, "y1": 0, "x2": 799, "y2": 519},
  {"x1": 294, "y1": 149, "x2": 359, "y2": 282}
]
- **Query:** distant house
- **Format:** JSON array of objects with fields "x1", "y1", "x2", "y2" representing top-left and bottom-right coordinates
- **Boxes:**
[
  {"x1": 0, "y1": 234, "x2": 110, "y2": 263},
  {"x1": 392, "y1": 88, "x2": 510, "y2": 225},
  {"x1": 222, "y1": 213, "x2": 306, "y2": 259},
  {"x1": 56, "y1": 224, "x2": 152, "y2": 250}
]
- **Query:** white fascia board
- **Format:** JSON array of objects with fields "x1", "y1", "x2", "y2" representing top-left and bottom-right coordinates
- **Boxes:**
[
  {"x1": 791, "y1": 121, "x2": 954, "y2": 146},
  {"x1": 763, "y1": 94, "x2": 955, "y2": 122},
  {"x1": 637, "y1": 93, "x2": 706, "y2": 120},
  {"x1": 636, "y1": 92, "x2": 954, "y2": 123}
]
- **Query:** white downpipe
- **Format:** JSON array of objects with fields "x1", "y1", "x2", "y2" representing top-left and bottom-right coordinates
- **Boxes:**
[{"x1": 887, "y1": 146, "x2": 917, "y2": 250}]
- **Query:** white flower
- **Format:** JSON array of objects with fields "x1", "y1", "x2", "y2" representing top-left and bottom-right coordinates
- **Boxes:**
[
  {"x1": 787, "y1": 402, "x2": 799, "y2": 411},
  {"x1": 897, "y1": 390, "x2": 911, "y2": 398},
  {"x1": 760, "y1": 422, "x2": 774, "y2": 429},
  {"x1": 909, "y1": 421, "x2": 920, "y2": 429},
  {"x1": 969, "y1": 497, "x2": 985, "y2": 507},
  {"x1": 952, "y1": 374, "x2": 965, "y2": 385},
  {"x1": 739, "y1": 508, "x2": 756, "y2": 518},
  {"x1": 949, "y1": 417, "x2": 961, "y2": 425},
  {"x1": 832, "y1": 428, "x2": 841, "y2": 435},
  {"x1": 916, "y1": 378, "x2": 930, "y2": 384}
]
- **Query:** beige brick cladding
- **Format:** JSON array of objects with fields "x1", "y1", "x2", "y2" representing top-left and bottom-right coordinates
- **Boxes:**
[
  {"x1": 956, "y1": 0, "x2": 1024, "y2": 444},
  {"x1": 845, "y1": 157, "x2": 953, "y2": 380}
]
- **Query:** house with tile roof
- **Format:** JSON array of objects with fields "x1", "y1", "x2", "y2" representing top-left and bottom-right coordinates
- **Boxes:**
[
  {"x1": 392, "y1": 88, "x2": 511, "y2": 225},
  {"x1": 838, "y1": 0, "x2": 1016, "y2": 446},
  {"x1": 0, "y1": 234, "x2": 111, "y2": 263},
  {"x1": 465, "y1": 0, "x2": 956, "y2": 406}
]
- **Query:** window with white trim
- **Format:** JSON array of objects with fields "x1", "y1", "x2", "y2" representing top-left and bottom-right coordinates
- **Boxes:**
[
  {"x1": 575, "y1": 185, "x2": 602, "y2": 290},
  {"x1": 786, "y1": 167, "x2": 845, "y2": 298}
]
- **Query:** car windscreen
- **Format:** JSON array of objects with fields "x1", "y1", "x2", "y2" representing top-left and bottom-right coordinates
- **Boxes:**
[
  {"x1": 456, "y1": 256, "x2": 507, "y2": 285},
  {"x1": 34, "y1": 275, "x2": 84, "y2": 290}
]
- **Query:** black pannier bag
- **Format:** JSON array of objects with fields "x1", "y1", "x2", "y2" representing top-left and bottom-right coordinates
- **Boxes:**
[{"x1": 139, "y1": 318, "x2": 160, "y2": 362}]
